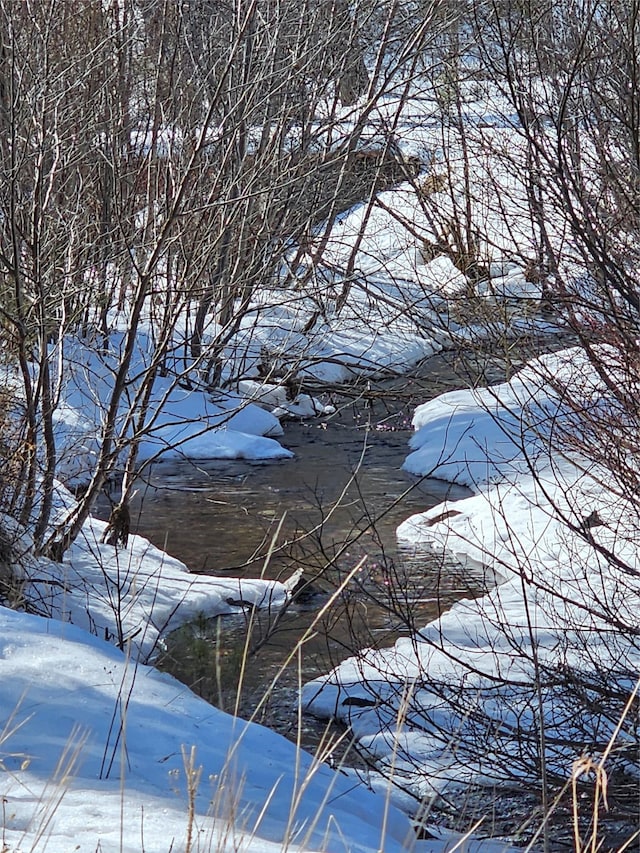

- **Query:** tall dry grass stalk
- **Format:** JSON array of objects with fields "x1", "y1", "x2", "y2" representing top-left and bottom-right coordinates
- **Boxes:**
[{"x1": 570, "y1": 677, "x2": 640, "y2": 853}]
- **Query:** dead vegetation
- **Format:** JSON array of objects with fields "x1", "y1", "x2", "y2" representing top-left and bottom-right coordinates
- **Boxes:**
[{"x1": 0, "y1": 385, "x2": 25, "y2": 606}]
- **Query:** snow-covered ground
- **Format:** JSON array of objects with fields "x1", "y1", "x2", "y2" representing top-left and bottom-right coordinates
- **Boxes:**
[{"x1": 3, "y1": 604, "x2": 511, "y2": 853}]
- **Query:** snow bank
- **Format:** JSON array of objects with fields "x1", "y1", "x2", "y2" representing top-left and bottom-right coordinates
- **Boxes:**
[
  {"x1": 0, "y1": 606, "x2": 423, "y2": 853},
  {"x1": 303, "y1": 348, "x2": 640, "y2": 798},
  {"x1": 50, "y1": 335, "x2": 291, "y2": 485},
  {"x1": 0, "y1": 604, "x2": 516, "y2": 852}
]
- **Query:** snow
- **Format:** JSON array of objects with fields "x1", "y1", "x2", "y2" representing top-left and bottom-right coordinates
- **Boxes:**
[
  {"x1": 0, "y1": 555, "x2": 517, "y2": 853},
  {"x1": 237, "y1": 380, "x2": 335, "y2": 420},
  {"x1": 1, "y1": 607, "x2": 420, "y2": 853},
  {"x1": 45, "y1": 335, "x2": 291, "y2": 485},
  {"x1": 17, "y1": 492, "x2": 297, "y2": 662},
  {"x1": 2, "y1": 474, "x2": 519, "y2": 852},
  {"x1": 302, "y1": 349, "x2": 640, "y2": 801}
]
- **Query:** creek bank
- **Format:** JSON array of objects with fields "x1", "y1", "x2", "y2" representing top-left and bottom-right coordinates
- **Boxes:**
[{"x1": 301, "y1": 347, "x2": 640, "y2": 850}]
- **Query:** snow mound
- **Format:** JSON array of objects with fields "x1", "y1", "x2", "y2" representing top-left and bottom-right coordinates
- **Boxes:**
[{"x1": 303, "y1": 348, "x2": 640, "y2": 799}]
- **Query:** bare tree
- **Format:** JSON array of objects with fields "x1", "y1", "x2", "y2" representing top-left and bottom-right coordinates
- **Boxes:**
[{"x1": 0, "y1": 0, "x2": 453, "y2": 557}]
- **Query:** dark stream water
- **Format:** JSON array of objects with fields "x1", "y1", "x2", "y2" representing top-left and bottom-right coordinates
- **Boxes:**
[{"x1": 126, "y1": 356, "x2": 493, "y2": 758}]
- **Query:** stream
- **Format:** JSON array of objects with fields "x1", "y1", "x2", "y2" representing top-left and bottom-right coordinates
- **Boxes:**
[{"x1": 126, "y1": 353, "x2": 495, "y2": 759}]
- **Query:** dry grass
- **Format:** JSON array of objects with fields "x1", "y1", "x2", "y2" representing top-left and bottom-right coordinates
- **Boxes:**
[{"x1": 0, "y1": 384, "x2": 25, "y2": 606}]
